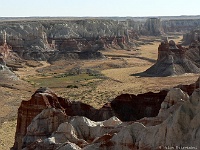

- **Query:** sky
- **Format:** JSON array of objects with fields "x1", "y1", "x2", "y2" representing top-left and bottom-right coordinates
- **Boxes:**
[{"x1": 0, "y1": 0, "x2": 199, "y2": 17}]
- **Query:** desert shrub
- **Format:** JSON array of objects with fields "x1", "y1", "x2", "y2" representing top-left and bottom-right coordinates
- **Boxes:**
[
  {"x1": 66, "y1": 85, "x2": 78, "y2": 88},
  {"x1": 54, "y1": 73, "x2": 68, "y2": 78}
]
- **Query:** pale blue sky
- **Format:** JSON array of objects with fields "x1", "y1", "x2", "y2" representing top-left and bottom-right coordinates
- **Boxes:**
[{"x1": 0, "y1": 0, "x2": 199, "y2": 17}]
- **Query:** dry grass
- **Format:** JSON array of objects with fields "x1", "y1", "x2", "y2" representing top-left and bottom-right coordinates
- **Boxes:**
[
  {"x1": 0, "y1": 120, "x2": 16, "y2": 150},
  {"x1": 0, "y1": 87, "x2": 32, "y2": 150}
]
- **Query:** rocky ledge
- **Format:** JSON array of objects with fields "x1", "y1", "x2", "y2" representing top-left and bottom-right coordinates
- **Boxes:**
[{"x1": 11, "y1": 77, "x2": 200, "y2": 150}]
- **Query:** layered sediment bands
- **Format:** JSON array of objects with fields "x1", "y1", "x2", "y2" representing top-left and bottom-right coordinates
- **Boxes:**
[
  {"x1": 12, "y1": 87, "x2": 170, "y2": 150},
  {"x1": 1, "y1": 18, "x2": 200, "y2": 61},
  {"x1": 12, "y1": 87, "x2": 115, "y2": 150},
  {"x1": 139, "y1": 39, "x2": 200, "y2": 77},
  {"x1": 162, "y1": 19, "x2": 200, "y2": 32},
  {"x1": 0, "y1": 20, "x2": 138, "y2": 61},
  {"x1": 142, "y1": 18, "x2": 163, "y2": 36},
  {"x1": 111, "y1": 91, "x2": 168, "y2": 121},
  {"x1": 182, "y1": 29, "x2": 200, "y2": 45},
  {"x1": 13, "y1": 85, "x2": 200, "y2": 150}
]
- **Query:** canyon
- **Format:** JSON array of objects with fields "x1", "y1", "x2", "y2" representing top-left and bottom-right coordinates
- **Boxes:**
[
  {"x1": 0, "y1": 17, "x2": 200, "y2": 62},
  {"x1": 0, "y1": 16, "x2": 200, "y2": 150}
]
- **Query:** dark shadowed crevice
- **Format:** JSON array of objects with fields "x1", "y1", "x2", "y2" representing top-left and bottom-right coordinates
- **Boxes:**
[{"x1": 111, "y1": 90, "x2": 168, "y2": 121}]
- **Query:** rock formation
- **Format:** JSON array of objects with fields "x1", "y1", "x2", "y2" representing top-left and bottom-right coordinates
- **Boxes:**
[
  {"x1": 13, "y1": 76, "x2": 200, "y2": 150},
  {"x1": 182, "y1": 29, "x2": 200, "y2": 48},
  {"x1": 139, "y1": 39, "x2": 200, "y2": 77},
  {"x1": 142, "y1": 18, "x2": 163, "y2": 36},
  {"x1": 0, "y1": 20, "x2": 139, "y2": 61},
  {"x1": 162, "y1": 19, "x2": 200, "y2": 33},
  {"x1": 12, "y1": 84, "x2": 200, "y2": 150},
  {"x1": 12, "y1": 87, "x2": 170, "y2": 150},
  {"x1": 12, "y1": 87, "x2": 115, "y2": 150},
  {"x1": 1, "y1": 18, "x2": 200, "y2": 61},
  {"x1": 0, "y1": 56, "x2": 18, "y2": 81}
]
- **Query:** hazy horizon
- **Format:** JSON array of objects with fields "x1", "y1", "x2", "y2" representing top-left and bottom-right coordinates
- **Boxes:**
[
  {"x1": 0, "y1": 0, "x2": 199, "y2": 17},
  {"x1": 1, "y1": 15, "x2": 200, "y2": 18}
]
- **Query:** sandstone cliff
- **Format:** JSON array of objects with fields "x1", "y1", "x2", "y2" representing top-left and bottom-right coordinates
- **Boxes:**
[
  {"x1": 182, "y1": 28, "x2": 200, "y2": 45},
  {"x1": 162, "y1": 19, "x2": 200, "y2": 33},
  {"x1": 12, "y1": 77, "x2": 200, "y2": 150},
  {"x1": 138, "y1": 39, "x2": 200, "y2": 77},
  {"x1": 0, "y1": 20, "x2": 139, "y2": 61},
  {"x1": 142, "y1": 18, "x2": 163, "y2": 36},
  {"x1": 1, "y1": 18, "x2": 200, "y2": 62},
  {"x1": 12, "y1": 84, "x2": 200, "y2": 150},
  {"x1": 12, "y1": 87, "x2": 170, "y2": 149}
]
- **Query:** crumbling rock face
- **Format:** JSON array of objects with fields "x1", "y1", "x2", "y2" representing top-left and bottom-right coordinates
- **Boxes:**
[
  {"x1": 22, "y1": 110, "x2": 122, "y2": 149},
  {"x1": 0, "y1": 57, "x2": 18, "y2": 81},
  {"x1": 140, "y1": 39, "x2": 200, "y2": 77},
  {"x1": 13, "y1": 87, "x2": 169, "y2": 150},
  {"x1": 14, "y1": 87, "x2": 200, "y2": 150},
  {"x1": 22, "y1": 108, "x2": 68, "y2": 149},
  {"x1": 142, "y1": 18, "x2": 163, "y2": 36},
  {"x1": 12, "y1": 87, "x2": 115, "y2": 150},
  {"x1": 110, "y1": 90, "x2": 168, "y2": 121},
  {"x1": 162, "y1": 19, "x2": 200, "y2": 33},
  {"x1": 182, "y1": 29, "x2": 200, "y2": 45},
  {"x1": 175, "y1": 77, "x2": 200, "y2": 95},
  {"x1": 0, "y1": 20, "x2": 138, "y2": 61},
  {"x1": 13, "y1": 76, "x2": 200, "y2": 150}
]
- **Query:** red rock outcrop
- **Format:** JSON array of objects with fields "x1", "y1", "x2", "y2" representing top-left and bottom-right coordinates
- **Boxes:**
[
  {"x1": 139, "y1": 39, "x2": 200, "y2": 77},
  {"x1": 13, "y1": 76, "x2": 200, "y2": 150},
  {"x1": 12, "y1": 88, "x2": 64, "y2": 150},
  {"x1": 16, "y1": 87, "x2": 200, "y2": 150},
  {"x1": 12, "y1": 87, "x2": 115, "y2": 150}
]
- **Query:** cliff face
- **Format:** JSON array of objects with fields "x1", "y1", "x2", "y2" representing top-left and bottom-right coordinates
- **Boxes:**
[
  {"x1": 162, "y1": 19, "x2": 200, "y2": 33},
  {"x1": 0, "y1": 20, "x2": 139, "y2": 61},
  {"x1": 12, "y1": 87, "x2": 170, "y2": 150},
  {"x1": 1, "y1": 18, "x2": 200, "y2": 61},
  {"x1": 12, "y1": 87, "x2": 114, "y2": 150},
  {"x1": 12, "y1": 78, "x2": 200, "y2": 150},
  {"x1": 142, "y1": 18, "x2": 163, "y2": 36},
  {"x1": 182, "y1": 29, "x2": 200, "y2": 45},
  {"x1": 0, "y1": 57, "x2": 18, "y2": 81},
  {"x1": 140, "y1": 39, "x2": 200, "y2": 77}
]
